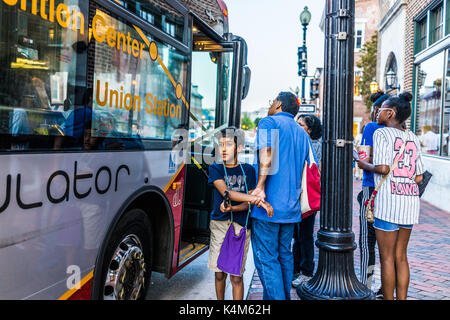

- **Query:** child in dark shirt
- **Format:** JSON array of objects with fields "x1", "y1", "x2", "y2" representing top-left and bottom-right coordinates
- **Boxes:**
[{"x1": 208, "y1": 127, "x2": 273, "y2": 300}]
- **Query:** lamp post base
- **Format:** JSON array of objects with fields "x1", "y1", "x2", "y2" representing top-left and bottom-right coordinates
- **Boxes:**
[{"x1": 296, "y1": 230, "x2": 375, "y2": 300}]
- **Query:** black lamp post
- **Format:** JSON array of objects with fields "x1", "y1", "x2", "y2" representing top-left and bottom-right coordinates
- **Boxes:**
[
  {"x1": 296, "y1": 0, "x2": 374, "y2": 300},
  {"x1": 299, "y1": 6, "x2": 311, "y2": 103}
]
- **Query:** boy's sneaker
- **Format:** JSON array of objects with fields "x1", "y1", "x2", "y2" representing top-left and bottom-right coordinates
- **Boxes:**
[
  {"x1": 291, "y1": 273, "x2": 312, "y2": 288},
  {"x1": 374, "y1": 288, "x2": 383, "y2": 300}
]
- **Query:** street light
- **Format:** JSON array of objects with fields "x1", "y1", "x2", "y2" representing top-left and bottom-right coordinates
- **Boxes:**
[
  {"x1": 370, "y1": 79, "x2": 379, "y2": 93},
  {"x1": 299, "y1": 6, "x2": 311, "y2": 104},
  {"x1": 385, "y1": 69, "x2": 400, "y2": 91},
  {"x1": 300, "y1": 6, "x2": 312, "y2": 26},
  {"x1": 296, "y1": 0, "x2": 374, "y2": 300},
  {"x1": 418, "y1": 70, "x2": 427, "y2": 88}
]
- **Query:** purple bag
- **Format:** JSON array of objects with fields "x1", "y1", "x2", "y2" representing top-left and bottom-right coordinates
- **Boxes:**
[
  {"x1": 216, "y1": 163, "x2": 250, "y2": 276},
  {"x1": 217, "y1": 223, "x2": 247, "y2": 276}
]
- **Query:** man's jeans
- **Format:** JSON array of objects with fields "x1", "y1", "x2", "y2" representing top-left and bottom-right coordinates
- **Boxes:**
[{"x1": 251, "y1": 218, "x2": 295, "y2": 300}]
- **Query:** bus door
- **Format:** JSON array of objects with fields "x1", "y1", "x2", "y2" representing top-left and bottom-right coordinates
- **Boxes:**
[{"x1": 179, "y1": 22, "x2": 250, "y2": 264}]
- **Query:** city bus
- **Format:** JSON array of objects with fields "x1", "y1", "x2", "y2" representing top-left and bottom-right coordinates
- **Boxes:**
[{"x1": 0, "y1": 0, "x2": 250, "y2": 299}]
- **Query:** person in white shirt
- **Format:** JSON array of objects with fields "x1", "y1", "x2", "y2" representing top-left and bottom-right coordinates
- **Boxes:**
[
  {"x1": 356, "y1": 92, "x2": 425, "y2": 300},
  {"x1": 420, "y1": 125, "x2": 440, "y2": 154}
]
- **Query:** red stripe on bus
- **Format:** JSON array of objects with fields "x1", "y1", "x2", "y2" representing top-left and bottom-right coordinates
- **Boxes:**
[{"x1": 67, "y1": 278, "x2": 93, "y2": 300}]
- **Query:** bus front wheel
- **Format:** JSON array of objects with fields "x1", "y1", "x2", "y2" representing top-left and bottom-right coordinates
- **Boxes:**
[{"x1": 101, "y1": 208, "x2": 152, "y2": 300}]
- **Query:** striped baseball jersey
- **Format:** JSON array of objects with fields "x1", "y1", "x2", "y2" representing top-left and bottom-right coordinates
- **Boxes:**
[{"x1": 373, "y1": 127, "x2": 425, "y2": 225}]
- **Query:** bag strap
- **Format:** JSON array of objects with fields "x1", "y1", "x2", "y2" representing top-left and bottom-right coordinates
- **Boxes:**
[
  {"x1": 222, "y1": 163, "x2": 251, "y2": 228},
  {"x1": 307, "y1": 139, "x2": 315, "y2": 166},
  {"x1": 373, "y1": 129, "x2": 409, "y2": 193}
]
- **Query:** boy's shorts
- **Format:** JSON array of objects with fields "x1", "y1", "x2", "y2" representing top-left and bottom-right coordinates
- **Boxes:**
[{"x1": 208, "y1": 219, "x2": 251, "y2": 276}]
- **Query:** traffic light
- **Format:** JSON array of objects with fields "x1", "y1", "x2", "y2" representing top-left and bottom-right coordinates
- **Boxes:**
[
  {"x1": 297, "y1": 47, "x2": 308, "y2": 77},
  {"x1": 310, "y1": 78, "x2": 320, "y2": 100}
]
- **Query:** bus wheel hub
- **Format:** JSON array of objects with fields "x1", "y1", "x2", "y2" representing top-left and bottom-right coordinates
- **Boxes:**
[{"x1": 104, "y1": 234, "x2": 146, "y2": 300}]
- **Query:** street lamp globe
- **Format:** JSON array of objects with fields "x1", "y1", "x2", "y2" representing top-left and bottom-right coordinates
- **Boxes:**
[
  {"x1": 370, "y1": 80, "x2": 379, "y2": 93},
  {"x1": 386, "y1": 69, "x2": 396, "y2": 89},
  {"x1": 300, "y1": 6, "x2": 312, "y2": 26}
]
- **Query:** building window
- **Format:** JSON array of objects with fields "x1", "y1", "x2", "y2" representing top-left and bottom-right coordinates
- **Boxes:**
[
  {"x1": 415, "y1": 52, "x2": 444, "y2": 156},
  {"x1": 384, "y1": 53, "x2": 398, "y2": 91},
  {"x1": 355, "y1": 27, "x2": 364, "y2": 50},
  {"x1": 430, "y1": 4, "x2": 444, "y2": 45},
  {"x1": 443, "y1": 51, "x2": 450, "y2": 157},
  {"x1": 415, "y1": 18, "x2": 427, "y2": 53},
  {"x1": 446, "y1": 0, "x2": 450, "y2": 35},
  {"x1": 354, "y1": 71, "x2": 362, "y2": 98}
]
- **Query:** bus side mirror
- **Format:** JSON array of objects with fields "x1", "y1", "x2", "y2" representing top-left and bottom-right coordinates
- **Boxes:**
[{"x1": 242, "y1": 66, "x2": 251, "y2": 100}]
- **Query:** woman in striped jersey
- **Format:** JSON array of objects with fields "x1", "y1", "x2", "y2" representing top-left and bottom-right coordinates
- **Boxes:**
[
  {"x1": 357, "y1": 91, "x2": 388, "y2": 296},
  {"x1": 357, "y1": 92, "x2": 425, "y2": 300}
]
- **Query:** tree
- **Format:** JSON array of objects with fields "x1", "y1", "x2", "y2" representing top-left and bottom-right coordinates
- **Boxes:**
[
  {"x1": 289, "y1": 86, "x2": 300, "y2": 97},
  {"x1": 241, "y1": 114, "x2": 255, "y2": 130},
  {"x1": 254, "y1": 117, "x2": 262, "y2": 127},
  {"x1": 356, "y1": 31, "x2": 378, "y2": 112}
]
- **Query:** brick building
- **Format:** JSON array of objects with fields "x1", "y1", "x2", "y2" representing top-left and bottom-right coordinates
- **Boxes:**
[
  {"x1": 318, "y1": 1, "x2": 449, "y2": 211},
  {"x1": 377, "y1": 0, "x2": 407, "y2": 95},
  {"x1": 403, "y1": 0, "x2": 435, "y2": 93},
  {"x1": 319, "y1": 0, "x2": 380, "y2": 136},
  {"x1": 353, "y1": 0, "x2": 382, "y2": 135},
  {"x1": 377, "y1": 0, "x2": 450, "y2": 211}
]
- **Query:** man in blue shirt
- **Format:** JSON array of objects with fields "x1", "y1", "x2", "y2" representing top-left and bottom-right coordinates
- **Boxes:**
[
  {"x1": 357, "y1": 92, "x2": 388, "y2": 297},
  {"x1": 251, "y1": 91, "x2": 312, "y2": 300}
]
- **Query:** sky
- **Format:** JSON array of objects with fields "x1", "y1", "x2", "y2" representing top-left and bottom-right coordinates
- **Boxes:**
[{"x1": 224, "y1": 0, "x2": 326, "y2": 112}]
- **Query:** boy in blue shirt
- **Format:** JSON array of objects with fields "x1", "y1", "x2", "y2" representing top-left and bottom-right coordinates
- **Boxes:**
[{"x1": 207, "y1": 127, "x2": 273, "y2": 300}]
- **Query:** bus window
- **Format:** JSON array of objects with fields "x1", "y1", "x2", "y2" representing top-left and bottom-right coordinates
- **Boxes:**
[
  {"x1": 89, "y1": 7, "x2": 188, "y2": 148},
  {"x1": 218, "y1": 51, "x2": 233, "y2": 126},
  {"x1": 189, "y1": 43, "x2": 233, "y2": 145},
  {"x1": 114, "y1": 0, "x2": 185, "y2": 43},
  {"x1": 0, "y1": 0, "x2": 88, "y2": 151},
  {"x1": 190, "y1": 51, "x2": 218, "y2": 140}
]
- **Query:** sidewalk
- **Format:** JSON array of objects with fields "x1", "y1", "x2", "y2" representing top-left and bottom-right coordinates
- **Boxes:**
[{"x1": 246, "y1": 178, "x2": 450, "y2": 300}]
